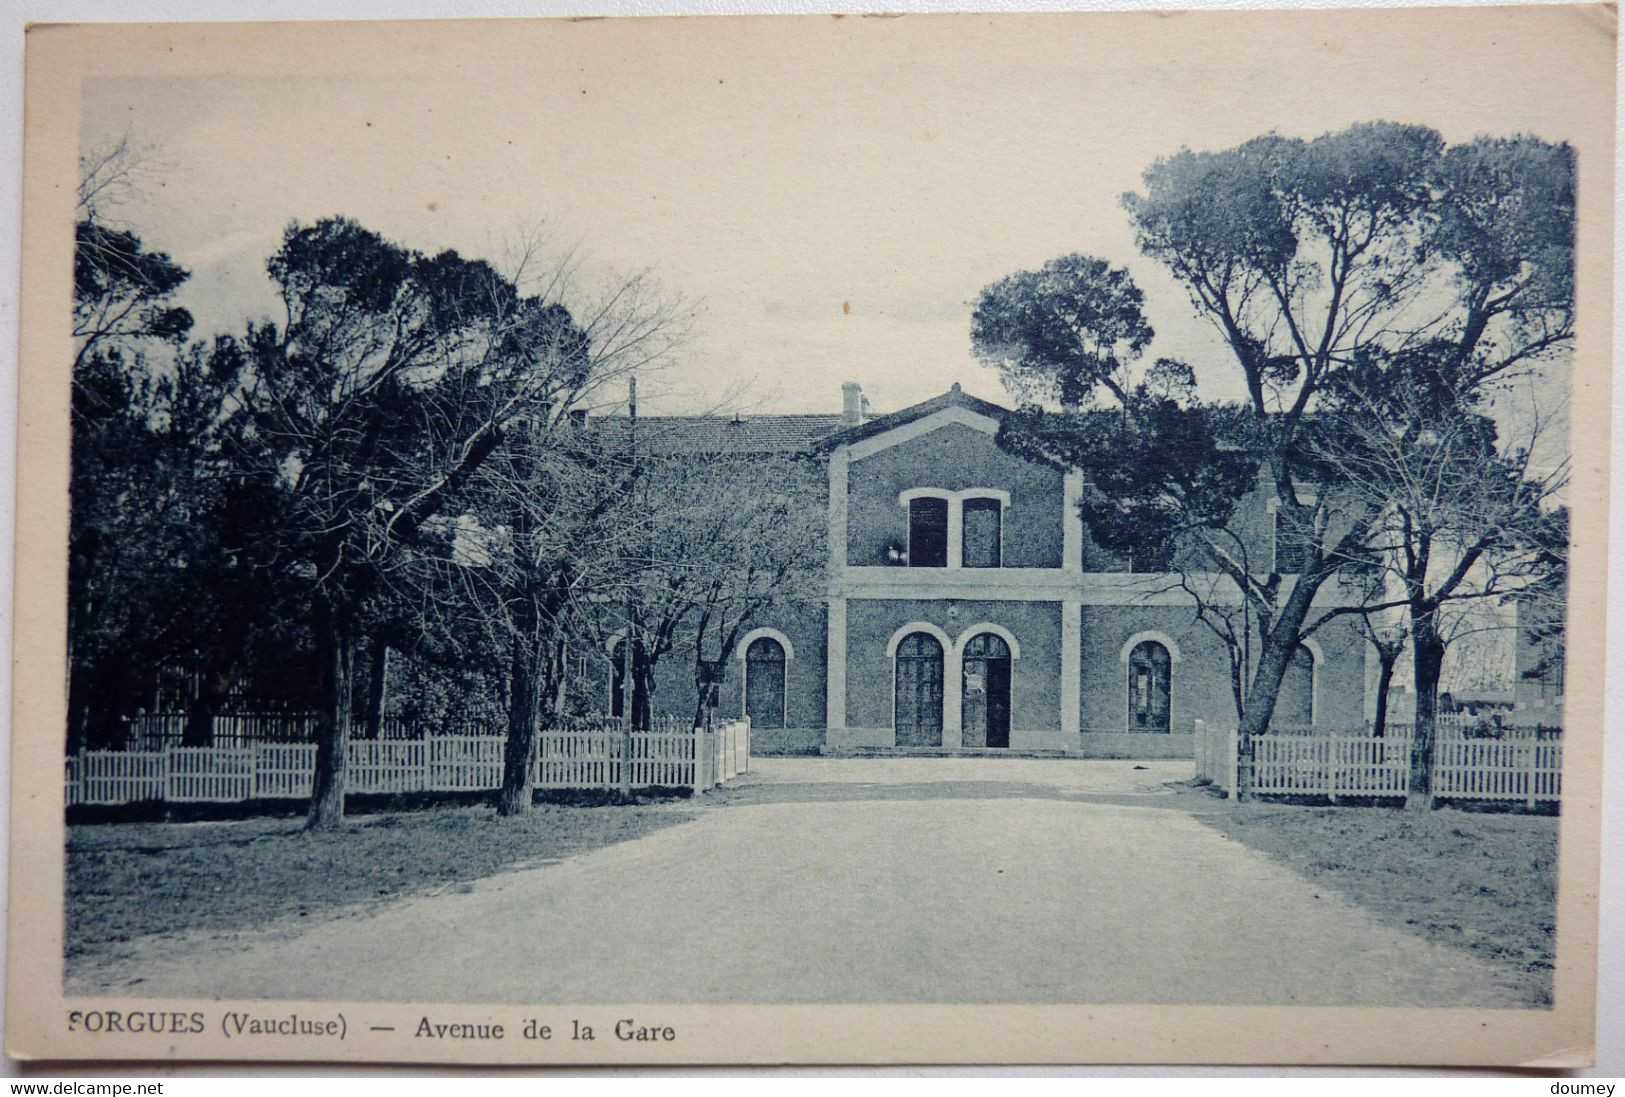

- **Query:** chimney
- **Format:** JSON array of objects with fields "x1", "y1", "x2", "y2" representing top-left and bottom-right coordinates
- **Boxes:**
[{"x1": 841, "y1": 382, "x2": 865, "y2": 426}]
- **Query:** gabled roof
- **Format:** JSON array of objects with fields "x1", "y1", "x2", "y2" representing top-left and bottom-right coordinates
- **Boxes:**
[
  {"x1": 586, "y1": 384, "x2": 1014, "y2": 457},
  {"x1": 589, "y1": 413, "x2": 845, "y2": 456},
  {"x1": 815, "y1": 384, "x2": 1011, "y2": 452}
]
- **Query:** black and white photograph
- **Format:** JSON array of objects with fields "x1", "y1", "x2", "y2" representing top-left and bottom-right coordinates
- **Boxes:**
[{"x1": 6, "y1": 5, "x2": 1614, "y2": 1067}]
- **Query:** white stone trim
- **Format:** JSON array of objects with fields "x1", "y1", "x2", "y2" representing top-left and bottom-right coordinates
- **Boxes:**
[
  {"x1": 897, "y1": 488, "x2": 1010, "y2": 571},
  {"x1": 838, "y1": 568, "x2": 1244, "y2": 604},
  {"x1": 885, "y1": 621, "x2": 954, "y2": 657},
  {"x1": 952, "y1": 622, "x2": 1022, "y2": 660},
  {"x1": 826, "y1": 597, "x2": 847, "y2": 731},
  {"x1": 899, "y1": 488, "x2": 957, "y2": 571},
  {"x1": 1062, "y1": 470, "x2": 1084, "y2": 573},
  {"x1": 1122, "y1": 632, "x2": 1178, "y2": 734},
  {"x1": 847, "y1": 405, "x2": 1000, "y2": 460},
  {"x1": 828, "y1": 444, "x2": 849, "y2": 584},
  {"x1": 898, "y1": 487, "x2": 958, "y2": 505},
  {"x1": 958, "y1": 488, "x2": 1012, "y2": 507},
  {"x1": 1119, "y1": 630, "x2": 1183, "y2": 664},
  {"x1": 736, "y1": 627, "x2": 795, "y2": 663},
  {"x1": 1060, "y1": 600, "x2": 1081, "y2": 738}
]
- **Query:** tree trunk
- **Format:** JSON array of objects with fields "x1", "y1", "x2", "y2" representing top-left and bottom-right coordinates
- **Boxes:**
[
  {"x1": 1371, "y1": 652, "x2": 1397, "y2": 739},
  {"x1": 692, "y1": 659, "x2": 725, "y2": 731},
  {"x1": 67, "y1": 699, "x2": 90, "y2": 756},
  {"x1": 1233, "y1": 577, "x2": 1321, "y2": 799},
  {"x1": 498, "y1": 633, "x2": 542, "y2": 817},
  {"x1": 363, "y1": 637, "x2": 390, "y2": 739},
  {"x1": 1227, "y1": 647, "x2": 1247, "y2": 724},
  {"x1": 1235, "y1": 632, "x2": 1293, "y2": 800},
  {"x1": 183, "y1": 668, "x2": 228, "y2": 747},
  {"x1": 1406, "y1": 608, "x2": 1446, "y2": 811},
  {"x1": 306, "y1": 597, "x2": 355, "y2": 831},
  {"x1": 67, "y1": 661, "x2": 97, "y2": 753},
  {"x1": 631, "y1": 655, "x2": 653, "y2": 732}
]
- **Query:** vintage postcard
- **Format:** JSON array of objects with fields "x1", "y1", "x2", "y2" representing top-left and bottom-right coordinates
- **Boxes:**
[{"x1": 7, "y1": 6, "x2": 1612, "y2": 1066}]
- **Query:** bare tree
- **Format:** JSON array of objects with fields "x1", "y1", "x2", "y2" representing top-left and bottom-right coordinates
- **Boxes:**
[
  {"x1": 609, "y1": 443, "x2": 825, "y2": 737},
  {"x1": 233, "y1": 216, "x2": 687, "y2": 829},
  {"x1": 383, "y1": 242, "x2": 690, "y2": 817},
  {"x1": 1306, "y1": 374, "x2": 1568, "y2": 807},
  {"x1": 1363, "y1": 619, "x2": 1409, "y2": 739}
]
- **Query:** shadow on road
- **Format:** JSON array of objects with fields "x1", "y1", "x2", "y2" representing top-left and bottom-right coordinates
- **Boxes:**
[{"x1": 710, "y1": 777, "x2": 1223, "y2": 813}]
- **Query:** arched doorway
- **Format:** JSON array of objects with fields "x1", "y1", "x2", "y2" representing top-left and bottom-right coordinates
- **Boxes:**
[
  {"x1": 1127, "y1": 639, "x2": 1172, "y2": 733},
  {"x1": 743, "y1": 636, "x2": 787, "y2": 729},
  {"x1": 961, "y1": 632, "x2": 1012, "y2": 748},
  {"x1": 894, "y1": 632, "x2": 944, "y2": 747}
]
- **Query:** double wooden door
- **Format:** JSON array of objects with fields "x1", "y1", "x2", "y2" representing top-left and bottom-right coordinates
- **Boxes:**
[{"x1": 894, "y1": 633, "x2": 944, "y2": 747}]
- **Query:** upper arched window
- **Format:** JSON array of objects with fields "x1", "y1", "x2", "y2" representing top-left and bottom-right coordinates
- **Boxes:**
[{"x1": 899, "y1": 489, "x2": 1009, "y2": 569}]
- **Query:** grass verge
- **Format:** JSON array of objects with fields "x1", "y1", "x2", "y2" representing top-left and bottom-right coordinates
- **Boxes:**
[
  {"x1": 1195, "y1": 799, "x2": 1558, "y2": 1006},
  {"x1": 67, "y1": 801, "x2": 694, "y2": 967}
]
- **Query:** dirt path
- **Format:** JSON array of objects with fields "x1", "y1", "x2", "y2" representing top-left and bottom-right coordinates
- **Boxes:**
[{"x1": 69, "y1": 759, "x2": 1526, "y2": 1006}]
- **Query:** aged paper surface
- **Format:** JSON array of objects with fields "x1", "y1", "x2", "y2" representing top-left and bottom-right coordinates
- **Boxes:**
[{"x1": 9, "y1": 7, "x2": 1613, "y2": 1065}]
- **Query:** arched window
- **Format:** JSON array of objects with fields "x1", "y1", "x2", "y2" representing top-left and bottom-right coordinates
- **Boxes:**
[
  {"x1": 1127, "y1": 640, "x2": 1173, "y2": 733},
  {"x1": 1275, "y1": 644, "x2": 1316, "y2": 727},
  {"x1": 744, "y1": 636, "x2": 787, "y2": 729},
  {"x1": 894, "y1": 632, "x2": 945, "y2": 747}
]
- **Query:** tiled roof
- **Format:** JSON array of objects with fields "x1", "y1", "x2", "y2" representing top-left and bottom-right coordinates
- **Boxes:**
[
  {"x1": 587, "y1": 386, "x2": 1015, "y2": 456},
  {"x1": 589, "y1": 413, "x2": 846, "y2": 455}
]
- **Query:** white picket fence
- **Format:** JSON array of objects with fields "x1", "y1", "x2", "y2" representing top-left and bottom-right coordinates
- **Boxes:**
[
  {"x1": 66, "y1": 717, "x2": 750, "y2": 807},
  {"x1": 1194, "y1": 718, "x2": 1561, "y2": 806}
]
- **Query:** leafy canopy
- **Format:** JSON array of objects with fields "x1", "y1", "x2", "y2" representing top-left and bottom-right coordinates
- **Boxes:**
[{"x1": 971, "y1": 254, "x2": 1153, "y2": 408}]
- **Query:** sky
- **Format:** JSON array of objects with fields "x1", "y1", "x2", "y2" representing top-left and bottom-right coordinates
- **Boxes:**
[{"x1": 78, "y1": 9, "x2": 1607, "y2": 420}]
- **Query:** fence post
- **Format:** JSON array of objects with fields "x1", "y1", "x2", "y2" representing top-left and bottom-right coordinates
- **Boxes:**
[
  {"x1": 1525, "y1": 737, "x2": 1538, "y2": 811},
  {"x1": 1426, "y1": 721, "x2": 1439, "y2": 810},
  {"x1": 743, "y1": 715, "x2": 751, "y2": 774},
  {"x1": 691, "y1": 721, "x2": 705, "y2": 794},
  {"x1": 1326, "y1": 730, "x2": 1339, "y2": 803},
  {"x1": 1193, "y1": 719, "x2": 1205, "y2": 781},
  {"x1": 1225, "y1": 725, "x2": 1239, "y2": 800}
]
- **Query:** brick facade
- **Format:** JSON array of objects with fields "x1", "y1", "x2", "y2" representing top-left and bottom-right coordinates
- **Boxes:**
[{"x1": 595, "y1": 384, "x2": 1370, "y2": 757}]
